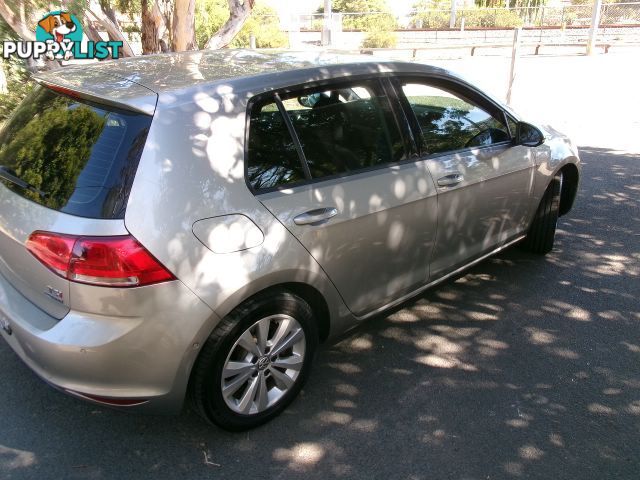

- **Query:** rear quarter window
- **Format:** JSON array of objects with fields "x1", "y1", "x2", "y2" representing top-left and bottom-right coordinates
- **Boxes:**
[{"x1": 0, "y1": 85, "x2": 152, "y2": 219}]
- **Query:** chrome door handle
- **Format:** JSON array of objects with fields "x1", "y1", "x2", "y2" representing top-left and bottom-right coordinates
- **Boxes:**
[
  {"x1": 293, "y1": 207, "x2": 338, "y2": 226},
  {"x1": 437, "y1": 173, "x2": 463, "y2": 187}
]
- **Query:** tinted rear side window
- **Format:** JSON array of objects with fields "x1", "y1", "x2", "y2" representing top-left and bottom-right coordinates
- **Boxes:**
[
  {"x1": 0, "y1": 85, "x2": 151, "y2": 219},
  {"x1": 247, "y1": 101, "x2": 306, "y2": 191},
  {"x1": 280, "y1": 82, "x2": 407, "y2": 179},
  {"x1": 246, "y1": 80, "x2": 408, "y2": 192}
]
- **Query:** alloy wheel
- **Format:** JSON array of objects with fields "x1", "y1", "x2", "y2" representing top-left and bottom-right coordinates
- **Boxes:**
[{"x1": 221, "y1": 314, "x2": 306, "y2": 415}]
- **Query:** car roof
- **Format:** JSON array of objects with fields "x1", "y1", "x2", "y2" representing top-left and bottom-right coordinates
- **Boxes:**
[{"x1": 33, "y1": 50, "x2": 456, "y2": 113}]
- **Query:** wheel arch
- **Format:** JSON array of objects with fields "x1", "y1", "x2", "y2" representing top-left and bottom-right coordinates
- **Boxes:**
[
  {"x1": 557, "y1": 162, "x2": 580, "y2": 217},
  {"x1": 211, "y1": 271, "x2": 347, "y2": 345}
]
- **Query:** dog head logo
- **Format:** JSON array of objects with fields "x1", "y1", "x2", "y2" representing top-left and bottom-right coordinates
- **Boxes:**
[
  {"x1": 35, "y1": 11, "x2": 83, "y2": 59},
  {"x1": 3, "y1": 10, "x2": 120, "y2": 61}
]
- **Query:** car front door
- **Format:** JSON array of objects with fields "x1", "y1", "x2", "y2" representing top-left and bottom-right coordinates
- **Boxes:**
[
  {"x1": 246, "y1": 78, "x2": 438, "y2": 316},
  {"x1": 394, "y1": 77, "x2": 535, "y2": 279}
]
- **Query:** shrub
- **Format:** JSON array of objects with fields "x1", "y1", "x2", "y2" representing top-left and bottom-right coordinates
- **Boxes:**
[
  {"x1": 362, "y1": 30, "x2": 398, "y2": 48},
  {"x1": 231, "y1": 14, "x2": 287, "y2": 48},
  {"x1": 460, "y1": 9, "x2": 524, "y2": 28},
  {"x1": 409, "y1": 11, "x2": 450, "y2": 29}
]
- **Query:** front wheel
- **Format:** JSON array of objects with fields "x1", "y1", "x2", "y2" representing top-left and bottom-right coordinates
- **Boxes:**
[
  {"x1": 523, "y1": 173, "x2": 562, "y2": 254},
  {"x1": 189, "y1": 291, "x2": 318, "y2": 431}
]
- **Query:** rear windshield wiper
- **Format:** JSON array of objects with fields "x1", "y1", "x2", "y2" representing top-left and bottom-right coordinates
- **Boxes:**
[{"x1": 0, "y1": 165, "x2": 48, "y2": 198}]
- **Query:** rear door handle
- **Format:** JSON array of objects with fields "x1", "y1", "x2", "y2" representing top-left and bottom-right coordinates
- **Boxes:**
[
  {"x1": 293, "y1": 207, "x2": 338, "y2": 226},
  {"x1": 437, "y1": 173, "x2": 463, "y2": 187}
]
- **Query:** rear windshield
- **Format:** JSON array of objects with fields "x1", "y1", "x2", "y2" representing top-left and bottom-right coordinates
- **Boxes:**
[{"x1": 0, "y1": 85, "x2": 152, "y2": 219}]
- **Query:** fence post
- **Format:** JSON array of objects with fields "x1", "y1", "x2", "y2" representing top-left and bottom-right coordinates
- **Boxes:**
[
  {"x1": 322, "y1": 0, "x2": 332, "y2": 46},
  {"x1": 450, "y1": 0, "x2": 457, "y2": 28},
  {"x1": 587, "y1": 0, "x2": 603, "y2": 55},
  {"x1": 460, "y1": 17, "x2": 465, "y2": 32},
  {"x1": 287, "y1": 14, "x2": 300, "y2": 49},
  {"x1": 506, "y1": 27, "x2": 522, "y2": 106},
  {"x1": 249, "y1": 34, "x2": 256, "y2": 49},
  {"x1": 332, "y1": 12, "x2": 343, "y2": 47}
]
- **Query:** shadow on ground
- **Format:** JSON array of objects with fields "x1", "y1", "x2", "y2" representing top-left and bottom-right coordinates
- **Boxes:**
[{"x1": 0, "y1": 146, "x2": 638, "y2": 479}]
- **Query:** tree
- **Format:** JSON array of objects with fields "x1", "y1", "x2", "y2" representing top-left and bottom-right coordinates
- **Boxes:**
[
  {"x1": 317, "y1": 0, "x2": 396, "y2": 30},
  {"x1": 409, "y1": 0, "x2": 450, "y2": 28},
  {"x1": 172, "y1": 0, "x2": 197, "y2": 50},
  {"x1": 0, "y1": 1, "x2": 36, "y2": 41},
  {"x1": 317, "y1": 0, "x2": 397, "y2": 47},
  {"x1": 141, "y1": 0, "x2": 161, "y2": 53},
  {"x1": 0, "y1": 18, "x2": 33, "y2": 120},
  {"x1": 205, "y1": 0, "x2": 255, "y2": 49},
  {"x1": 196, "y1": 0, "x2": 285, "y2": 49},
  {"x1": 86, "y1": 5, "x2": 136, "y2": 56}
]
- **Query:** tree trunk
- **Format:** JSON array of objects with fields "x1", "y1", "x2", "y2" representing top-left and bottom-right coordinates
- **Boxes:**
[
  {"x1": 100, "y1": 1, "x2": 119, "y2": 25},
  {"x1": 171, "y1": 0, "x2": 197, "y2": 51},
  {"x1": 0, "y1": 2, "x2": 36, "y2": 41},
  {"x1": 98, "y1": 0, "x2": 123, "y2": 43},
  {"x1": 87, "y1": 7, "x2": 136, "y2": 57},
  {"x1": 205, "y1": 0, "x2": 255, "y2": 50},
  {"x1": 84, "y1": 17, "x2": 105, "y2": 43},
  {"x1": 141, "y1": 0, "x2": 161, "y2": 54},
  {"x1": 0, "y1": 62, "x2": 7, "y2": 94},
  {"x1": 156, "y1": 0, "x2": 174, "y2": 50}
]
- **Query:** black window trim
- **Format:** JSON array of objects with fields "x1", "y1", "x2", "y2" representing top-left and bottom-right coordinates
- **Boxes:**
[
  {"x1": 274, "y1": 92, "x2": 312, "y2": 181},
  {"x1": 244, "y1": 75, "x2": 416, "y2": 195},
  {"x1": 390, "y1": 74, "x2": 515, "y2": 161}
]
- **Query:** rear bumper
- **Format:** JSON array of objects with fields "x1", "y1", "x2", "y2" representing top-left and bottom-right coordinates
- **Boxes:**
[{"x1": 0, "y1": 270, "x2": 219, "y2": 413}]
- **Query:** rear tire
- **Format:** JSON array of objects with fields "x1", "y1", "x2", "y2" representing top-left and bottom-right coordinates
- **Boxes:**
[
  {"x1": 189, "y1": 290, "x2": 318, "y2": 431},
  {"x1": 523, "y1": 173, "x2": 562, "y2": 254}
]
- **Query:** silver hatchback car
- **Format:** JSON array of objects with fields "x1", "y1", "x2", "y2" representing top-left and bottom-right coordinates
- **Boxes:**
[{"x1": 0, "y1": 50, "x2": 580, "y2": 430}]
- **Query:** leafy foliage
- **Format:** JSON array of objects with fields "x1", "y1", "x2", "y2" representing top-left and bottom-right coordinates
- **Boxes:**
[
  {"x1": 0, "y1": 88, "x2": 106, "y2": 209},
  {"x1": 318, "y1": 0, "x2": 397, "y2": 31},
  {"x1": 316, "y1": 0, "x2": 397, "y2": 48},
  {"x1": 462, "y1": 8, "x2": 524, "y2": 27},
  {"x1": 0, "y1": 19, "x2": 33, "y2": 122},
  {"x1": 410, "y1": 3, "x2": 524, "y2": 28},
  {"x1": 195, "y1": 0, "x2": 286, "y2": 49},
  {"x1": 362, "y1": 29, "x2": 397, "y2": 48},
  {"x1": 409, "y1": 10, "x2": 450, "y2": 29}
]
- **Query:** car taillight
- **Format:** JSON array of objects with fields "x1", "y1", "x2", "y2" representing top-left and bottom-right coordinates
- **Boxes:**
[{"x1": 26, "y1": 232, "x2": 175, "y2": 287}]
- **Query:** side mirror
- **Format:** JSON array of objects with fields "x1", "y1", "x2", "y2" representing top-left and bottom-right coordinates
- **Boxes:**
[
  {"x1": 298, "y1": 93, "x2": 322, "y2": 108},
  {"x1": 517, "y1": 122, "x2": 545, "y2": 147}
]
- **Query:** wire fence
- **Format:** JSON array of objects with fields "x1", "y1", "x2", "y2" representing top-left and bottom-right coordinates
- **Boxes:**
[{"x1": 290, "y1": 3, "x2": 640, "y2": 31}]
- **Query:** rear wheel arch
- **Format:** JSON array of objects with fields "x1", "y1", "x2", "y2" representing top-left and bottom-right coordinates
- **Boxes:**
[
  {"x1": 229, "y1": 283, "x2": 331, "y2": 343},
  {"x1": 212, "y1": 281, "x2": 332, "y2": 345}
]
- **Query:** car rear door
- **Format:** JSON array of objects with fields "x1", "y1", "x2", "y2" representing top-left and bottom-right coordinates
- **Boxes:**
[
  {"x1": 394, "y1": 77, "x2": 535, "y2": 279},
  {"x1": 246, "y1": 78, "x2": 438, "y2": 317}
]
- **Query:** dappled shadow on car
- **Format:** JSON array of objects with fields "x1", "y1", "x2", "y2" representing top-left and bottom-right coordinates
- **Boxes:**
[{"x1": 0, "y1": 146, "x2": 638, "y2": 479}]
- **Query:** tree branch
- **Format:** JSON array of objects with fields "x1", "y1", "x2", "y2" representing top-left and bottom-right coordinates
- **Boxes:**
[
  {"x1": 86, "y1": 7, "x2": 136, "y2": 57},
  {"x1": 205, "y1": 0, "x2": 255, "y2": 50},
  {"x1": 0, "y1": 2, "x2": 36, "y2": 41}
]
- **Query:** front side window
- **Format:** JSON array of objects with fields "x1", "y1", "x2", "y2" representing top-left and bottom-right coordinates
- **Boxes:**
[{"x1": 401, "y1": 83, "x2": 510, "y2": 156}]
